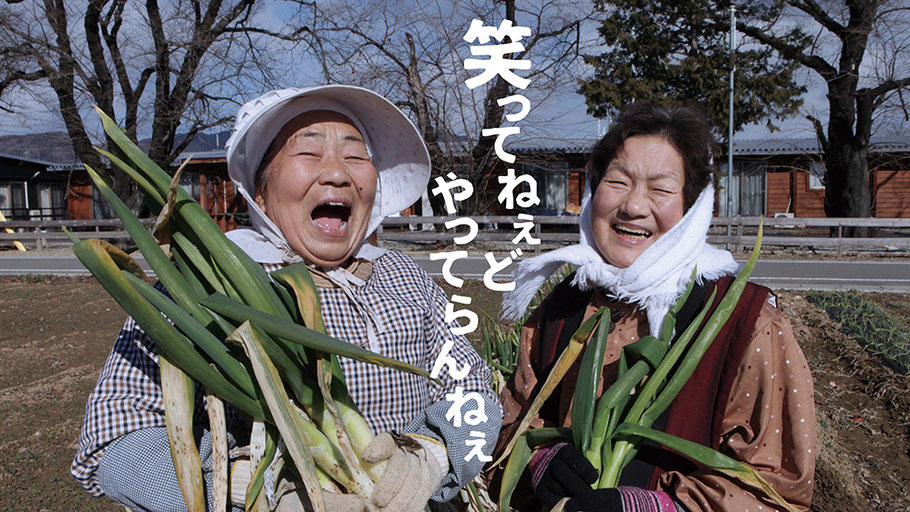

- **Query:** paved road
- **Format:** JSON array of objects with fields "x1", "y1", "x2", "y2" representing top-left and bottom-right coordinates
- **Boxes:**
[
  {"x1": 407, "y1": 257, "x2": 910, "y2": 293},
  {"x1": 1, "y1": 255, "x2": 908, "y2": 292}
]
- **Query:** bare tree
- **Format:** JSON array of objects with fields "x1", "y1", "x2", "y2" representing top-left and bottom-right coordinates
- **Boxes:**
[
  {"x1": 0, "y1": 0, "x2": 291, "y2": 211},
  {"x1": 737, "y1": 0, "x2": 910, "y2": 230},
  {"x1": 291, "y1": 0, "x2": 594, "y2": 215}
]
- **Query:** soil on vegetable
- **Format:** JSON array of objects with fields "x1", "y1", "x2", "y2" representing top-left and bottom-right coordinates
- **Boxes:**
[{"x1": 1, "y1": 276, "x2": 908, "y2": 511}]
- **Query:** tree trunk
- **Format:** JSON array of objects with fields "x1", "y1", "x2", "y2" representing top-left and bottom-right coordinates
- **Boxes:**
[{"x1": 823, "y1": 77, "x2": 872, "y2": 236}]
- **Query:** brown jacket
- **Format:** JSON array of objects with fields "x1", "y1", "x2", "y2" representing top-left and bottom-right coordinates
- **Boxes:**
[{"x1": 498, "y1": 283, "x2": 816, "y2": 511}]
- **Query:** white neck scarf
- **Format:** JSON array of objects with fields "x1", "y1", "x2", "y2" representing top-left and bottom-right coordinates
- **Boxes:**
[{"x1": 501, "y1": 183, "x2": 739, "y2": 338}]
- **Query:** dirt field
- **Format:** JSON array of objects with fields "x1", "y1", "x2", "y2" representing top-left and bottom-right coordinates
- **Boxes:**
[{"x1": 1, "y1": 276, "x2": 908, "y2": 511}]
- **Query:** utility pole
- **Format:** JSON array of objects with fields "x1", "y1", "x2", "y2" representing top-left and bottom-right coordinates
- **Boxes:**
[{"x1": 727, "y1": 4, "x2": 736, "y2": 217}]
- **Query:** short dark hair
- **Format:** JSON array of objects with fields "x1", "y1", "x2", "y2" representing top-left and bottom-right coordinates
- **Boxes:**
[{"x1": 588, "y1": 102, "x2": 716, "y2": 210}]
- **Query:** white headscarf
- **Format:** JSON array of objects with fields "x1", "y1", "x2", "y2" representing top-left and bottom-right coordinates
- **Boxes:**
[
  {"x1": 501, "y1": 181, "x2": 739, "y2": 338},
  {"x1": 224, "y1": 86, "x2": 431, "y2": 268}
]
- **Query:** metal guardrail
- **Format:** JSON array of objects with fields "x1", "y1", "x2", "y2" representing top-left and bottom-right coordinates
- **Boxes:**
[{"x1": 1, "y1": 216, "x2": 909, "y2": 251}]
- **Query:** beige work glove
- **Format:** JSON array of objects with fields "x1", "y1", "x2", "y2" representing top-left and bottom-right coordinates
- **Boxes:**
[
  {"x1": 229, "y1": 458, "x2": 367, "y2": 512},
  {"x1": 361, "y1": 432, "x2": 449, "y2": 512}
]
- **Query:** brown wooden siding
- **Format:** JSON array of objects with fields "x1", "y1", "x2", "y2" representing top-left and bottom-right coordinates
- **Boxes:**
[
  {"x1": 567, "y1": 171, "x2": 584, "y2": 214},
  {"x1": 792, "y1": 171, "x2": 826, "y2": 217},
  {"x1": 873, "y1": 169, "x2": 910, "y2": 217},
  {"x1": 67, "y1": 182, "x2": 93, "y2": 220},
  {"x1": 766, "y1": 171, "x2": 791, "y2": 215}
]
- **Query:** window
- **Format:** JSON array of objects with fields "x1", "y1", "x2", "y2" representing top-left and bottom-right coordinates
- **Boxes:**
[
  {"x1": 179, "y1": 172, "x2": 201, "y2": 197},
  {"x1": 0, "y1": 182, "x2": 9, "y2": 218},
  {"x1": 808, "y1": 162, "x2": 825, "y2": 190},
  {"x1": 37, "y1": 183, "x2": 67, "y2": 219},
  {"x1": 9, "y1": 183, "x2": 27, "y2": 219},
  {"x1": 92, "y1": 186, "x2": 114, "y2": 219},
  {"x1": 520, "y1": 161, "x2": 568, "y2": 213},
  {"x1": 718, "y1": 161, "x2": 766, "y2": 216}
]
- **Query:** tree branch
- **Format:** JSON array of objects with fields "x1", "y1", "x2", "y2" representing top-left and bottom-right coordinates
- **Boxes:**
[
  {"x1": 790, "y1": 0, "x2": 845, "y2": 38},
  {"x1": 222, "y1": 25, "x2": 311, "y2": 40},
  {"x1": 806, "y1": 114, "x2": 828, "y2": 154},
  {"x1": 860, "y1": 75, "x2": 910, "y2": 101},
  {"x1": 0, "y1": 68, "x2": 47, "y2": 95},
  {"x1": 84, "y1": 0, "x2": 115, "y2": 113},
  {"x1": 737, "y1": 21, "x2": 837, "y2": 79}
]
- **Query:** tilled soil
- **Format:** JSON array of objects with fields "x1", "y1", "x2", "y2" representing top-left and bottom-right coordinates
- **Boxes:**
[
  {"x1": 779, "y1": 291, "x2": 910, "y2": 511},
  {"x1": 0, "y1": 276, "x2": 124, "y2": 512},
  {"x1": 0, "y1": 276, "x2": 908, "y2": 511}
]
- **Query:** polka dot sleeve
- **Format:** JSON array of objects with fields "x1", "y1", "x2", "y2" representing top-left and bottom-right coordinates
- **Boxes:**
[
  {"x1": 496, "y1": 305, "x2": 547, "y2": 453},
  {"x1": 659, "y1": 297, "x2": 817, "y2": 511}
]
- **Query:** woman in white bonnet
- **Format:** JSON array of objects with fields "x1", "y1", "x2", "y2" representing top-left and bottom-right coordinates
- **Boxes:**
[
  {"x1": 72, "y1": 85, "x2": 501, "y2": 512},
  {"x1": 496, "y1": 102, "x2": 815, "y2": 512}
]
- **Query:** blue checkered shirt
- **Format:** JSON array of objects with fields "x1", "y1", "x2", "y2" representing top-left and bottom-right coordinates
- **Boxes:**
[{"x1": 72, "y1": 250, "x2": 500, "y2": 499}]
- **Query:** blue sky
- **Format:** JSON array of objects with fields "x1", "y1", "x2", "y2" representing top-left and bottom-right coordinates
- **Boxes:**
[{"x1": 0, "y1": 1, "x2": 901, "y2": 145}]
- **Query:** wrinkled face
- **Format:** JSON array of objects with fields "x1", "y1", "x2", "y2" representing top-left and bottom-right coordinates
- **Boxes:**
[
  {"x1": 591, "y1": 135, "x2": 686, "y2": 268},
  {"x1": 255, "y1": 110, "x2": 377, "y2": 268}
]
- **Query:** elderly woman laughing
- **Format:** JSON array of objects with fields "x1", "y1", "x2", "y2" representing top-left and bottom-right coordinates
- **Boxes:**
[
  {"x1": 73, "y1": 86, "x2": 501, "y2": 512},
  {"x1": 497, "y1": 102, "x2": 815, "y2": 512}
]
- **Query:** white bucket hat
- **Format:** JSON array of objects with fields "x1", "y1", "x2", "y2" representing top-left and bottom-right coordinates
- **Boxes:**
[{"x1": 225, "y1": 85, "x2": 431, "y2": 257}]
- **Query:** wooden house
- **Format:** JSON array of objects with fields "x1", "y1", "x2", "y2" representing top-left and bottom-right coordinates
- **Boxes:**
[
  {"x1": 7, "y1": 132, "x2": 908, "y2": 224},
  {"x1": 723, "y1": 137, "x2": 910, "y2": 218},
  {"x1": 502, "y1": 135, "x2": 910, "y2": 219},
  {"x1": 0, "y1": 152, "x2": 75, "y2": 220}
]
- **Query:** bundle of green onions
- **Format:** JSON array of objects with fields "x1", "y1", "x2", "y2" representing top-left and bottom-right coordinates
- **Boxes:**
[
  {"x1": 70, "y1": 108, "x2": 434, "y2": 512},
  {"x1": 495, "y1": 224, "x2": 800, "y2": 512}
]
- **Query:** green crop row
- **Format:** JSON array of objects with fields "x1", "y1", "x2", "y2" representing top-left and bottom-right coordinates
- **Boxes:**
[{"x1": 807, "y1": 291, "x2": 910, "y2": 374}]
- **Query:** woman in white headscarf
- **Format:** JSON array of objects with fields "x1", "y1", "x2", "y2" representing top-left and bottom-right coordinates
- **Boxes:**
[
  {"x1": 72, "y1": 86, "x2": 501, "y2": 512},
  {"x1": 496, "y1": 102, "x2": 815, "y2": 512}
]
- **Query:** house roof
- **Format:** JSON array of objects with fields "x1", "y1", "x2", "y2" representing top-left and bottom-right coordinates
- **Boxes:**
[
  {"x1": 175, "y1": 149, "x2": 227, "y2": 161},
  {"x1": 0, "y1": 151, "x2": 59, "y2": 167},
  {"x1": 169, "y1": 135, "x2": 910, "y2": 164},
  {"x1": 174, "y1": 149, "x2": 226, "y2": 163},
  {"x1": 726, "y1": 136, "x2": 910, "y2": 156},
  {"x1": 508, "y1": 137, "x2": 598, "y2": 154}
]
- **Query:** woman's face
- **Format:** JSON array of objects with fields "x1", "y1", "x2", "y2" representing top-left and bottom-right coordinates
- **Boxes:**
[
  {"x1": 591, "y1": 135, "x2": 686, "y2": 268},
  {"x1": 255, "y1": 110, "x2": 377, "y2": 267}
]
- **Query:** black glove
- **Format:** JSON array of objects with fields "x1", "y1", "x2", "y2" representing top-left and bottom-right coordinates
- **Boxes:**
[
  {"x1": 565, "y1": 488, "x2": 623, "y2": 512},
  {"x1": 530, "y1": 442, "x2": 600, "y2": 506}
]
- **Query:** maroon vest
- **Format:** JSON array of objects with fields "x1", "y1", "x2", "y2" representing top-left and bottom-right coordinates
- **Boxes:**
[{"x1": 534, "y1": 274, "x2": 770, "y2": 488}]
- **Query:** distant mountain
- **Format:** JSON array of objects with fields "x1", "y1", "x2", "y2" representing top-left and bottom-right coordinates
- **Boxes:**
[
  {"x1": 0, "y1": 130, "x2": 231, "y2": 164},
  {"x1": 0, "y1": 132, "x2": 77, "y2": 163}
]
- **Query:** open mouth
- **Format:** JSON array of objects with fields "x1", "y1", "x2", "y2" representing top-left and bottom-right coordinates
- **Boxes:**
[
  {"x1": 613, "y1": 223, "x2": 652, "y2": 240},
  {"x1": 311, "y1": 201, "x2": 351, "y2": 233}
]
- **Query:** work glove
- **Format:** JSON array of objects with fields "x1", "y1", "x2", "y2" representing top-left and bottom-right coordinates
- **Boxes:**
[
  {"x1": 361, "y1": 432, "x2": 449, "y2": 512},
  {"x1": 230, "y1": 457, "x2": 367, "y2": 512},
  {"x1": 529, "y1": 442, "x2": 604, "y2": 507},
  {"x1": 564, "y1": 488, "x2": 623, "y2": 512}
]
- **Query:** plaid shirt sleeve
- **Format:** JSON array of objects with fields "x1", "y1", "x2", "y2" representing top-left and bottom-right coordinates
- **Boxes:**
[
  {"x1": 319, "y1": 250, "x2": 501, "y2": 501},
  {"x1": 414, "y1": 253, "x2": 503, "y2": 500},
  {"x1": 70, "y1": 283, "x2": 242, "y2": 497},
  {"x1": 71, "y1": 314, "x2": 167, "y2": 496}
]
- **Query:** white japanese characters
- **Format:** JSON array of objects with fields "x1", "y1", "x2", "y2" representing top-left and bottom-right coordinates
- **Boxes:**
[{"x1": 427, "y1": 17, "x2": 538, "y2": 464}]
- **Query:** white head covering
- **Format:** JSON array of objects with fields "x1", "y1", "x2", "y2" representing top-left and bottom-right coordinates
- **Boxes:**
[
  {"x1": 501, "y1": 179, "x2": 740, "y2": 339},
  {"x1": 224, "y1": 85, "x2": 431, "y2": 265}
]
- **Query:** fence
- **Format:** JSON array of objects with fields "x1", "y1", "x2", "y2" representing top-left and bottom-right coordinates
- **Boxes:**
[
  {"x1": 378, "y1": 215, "x2": 910, "y2": 252},
  {"x1": 2, "y1": 216, "x2": 909, "y2": 252},
  {"x1": 0, "y1": 219, "x2": 155, "y2": 248}
]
